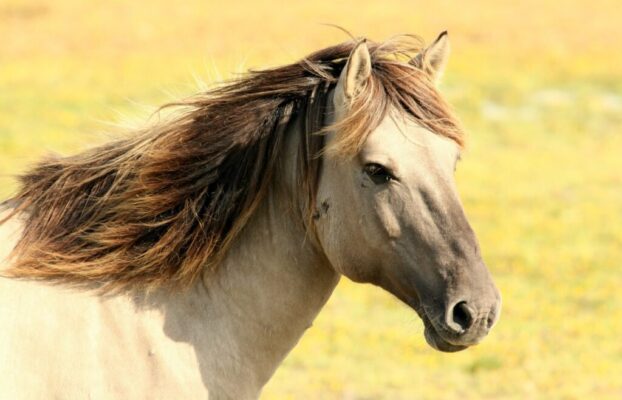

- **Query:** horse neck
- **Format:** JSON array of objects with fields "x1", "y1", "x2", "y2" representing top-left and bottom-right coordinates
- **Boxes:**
[{"x1": 189, "y1": 116, "x2": 340, "y2": 395}]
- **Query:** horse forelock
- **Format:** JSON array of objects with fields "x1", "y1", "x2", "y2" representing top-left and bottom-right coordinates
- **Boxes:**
[{"x1": 1, "y1": 35, "x2": 464, "y2": 292}]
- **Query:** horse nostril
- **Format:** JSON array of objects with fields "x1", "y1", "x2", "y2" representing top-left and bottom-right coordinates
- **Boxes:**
[{"x1": 449, "y1": 301, "x2": 474, "y2": 333}]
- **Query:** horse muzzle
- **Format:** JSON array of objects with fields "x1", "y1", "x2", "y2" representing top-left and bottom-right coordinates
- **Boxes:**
[{"x1": 421, "y1": 295, "x2": 501, "y2": 352}]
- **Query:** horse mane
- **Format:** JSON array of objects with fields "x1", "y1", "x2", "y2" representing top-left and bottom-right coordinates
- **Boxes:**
[{"x1": 1, "y1": 35, "x2": 464, "y2": 292}]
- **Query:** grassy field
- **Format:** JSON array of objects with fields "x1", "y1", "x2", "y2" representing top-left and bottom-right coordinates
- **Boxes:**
[{"x1": 1, "y1": 0, "x2": 621, "y2": 398}]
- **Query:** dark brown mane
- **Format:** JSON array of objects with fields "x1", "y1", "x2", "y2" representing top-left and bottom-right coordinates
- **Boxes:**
[{"x1": 1, "y1": 35, "x2": 464, "y2": 292}]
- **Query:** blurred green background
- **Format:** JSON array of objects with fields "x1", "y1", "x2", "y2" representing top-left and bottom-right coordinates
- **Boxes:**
[{"x1": 1, "y1": 0, "x2": 621, "y2": 398}]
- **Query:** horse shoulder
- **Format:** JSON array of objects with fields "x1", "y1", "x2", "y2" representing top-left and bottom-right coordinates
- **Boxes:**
[{"x1": 0, "y1": 217, "x2": 210, "y2": 399}]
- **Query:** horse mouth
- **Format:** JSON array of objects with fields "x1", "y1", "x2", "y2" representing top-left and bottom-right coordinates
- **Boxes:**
[
  {"x1": 416, "y1": 304, "x2": 469, "y2": 353},
  {"x1": 422, "y1": 321, "x2": 468, "y2": 353},
  {"x1": 385, "y1": 281, "x2": 475, "y2": 353}
]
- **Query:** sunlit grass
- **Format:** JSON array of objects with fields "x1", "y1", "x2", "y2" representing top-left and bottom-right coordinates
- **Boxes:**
[{"x1": 1, "y1": 0, "x2": 621, "y2": 398}]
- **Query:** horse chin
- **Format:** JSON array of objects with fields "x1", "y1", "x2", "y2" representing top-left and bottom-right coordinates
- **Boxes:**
[{"x1": 423, "y1": 325, "x2": 468, "y2": 353}]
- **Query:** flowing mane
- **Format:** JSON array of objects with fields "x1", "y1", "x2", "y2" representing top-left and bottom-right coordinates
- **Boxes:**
[{"x1": 1, "y1": 35, "x2": 464, "y2": 292}]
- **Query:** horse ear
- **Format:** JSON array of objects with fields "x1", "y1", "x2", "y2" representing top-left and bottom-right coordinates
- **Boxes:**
[
  {"x1": 334, "y1": 40, "x2": 372, "y2": 107},
  {"x1": 411, "y1": 31, "x2": 450, "y2": 84}
]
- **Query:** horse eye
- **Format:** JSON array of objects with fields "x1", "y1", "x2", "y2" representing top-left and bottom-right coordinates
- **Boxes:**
[{"x1": 363, "y1": 163, "x2": 395, "y2": 185}]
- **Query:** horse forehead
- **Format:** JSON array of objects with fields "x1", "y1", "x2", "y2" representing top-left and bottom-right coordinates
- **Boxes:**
[{"x1": 363, "y1": 115, "x2": 459, "y2": 165}]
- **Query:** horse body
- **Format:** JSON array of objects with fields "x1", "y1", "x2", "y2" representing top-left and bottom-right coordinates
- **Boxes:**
[
  {"x1": 0, "y1": 163, "x2": 339, "y2": 399},
  {"x1": 0, "y1": 122, "x2": 339, "y2": 398},
  {"x1": 0, "y1": 33, "x2": 501, "y2": 399}
]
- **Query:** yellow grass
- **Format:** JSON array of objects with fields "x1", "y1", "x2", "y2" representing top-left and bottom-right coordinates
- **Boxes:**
[{"x1": 1, "y1": 0, "x2": 621, "y2": 398}]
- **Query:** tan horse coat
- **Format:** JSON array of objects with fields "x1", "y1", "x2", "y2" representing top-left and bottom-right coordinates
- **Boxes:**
[
  {"x1": 0, "y1": 33, "x2": 500, "y2": 399},
  {"x1": 0, "y1": 191, "x2": 339, "y2": 399}
]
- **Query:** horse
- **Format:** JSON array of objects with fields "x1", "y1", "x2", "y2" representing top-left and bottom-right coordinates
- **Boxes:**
[{"x1": 0, "y1": 32, "x2": 501, "y2": 399}]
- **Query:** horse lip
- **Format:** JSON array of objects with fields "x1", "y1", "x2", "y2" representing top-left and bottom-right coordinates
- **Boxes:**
[
  {"x1": 423, "y1": 325, "x2": 468, "y2": 353},
  {"x1": 416, "y1": 303, "x2": 471, "y2": 352}
]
